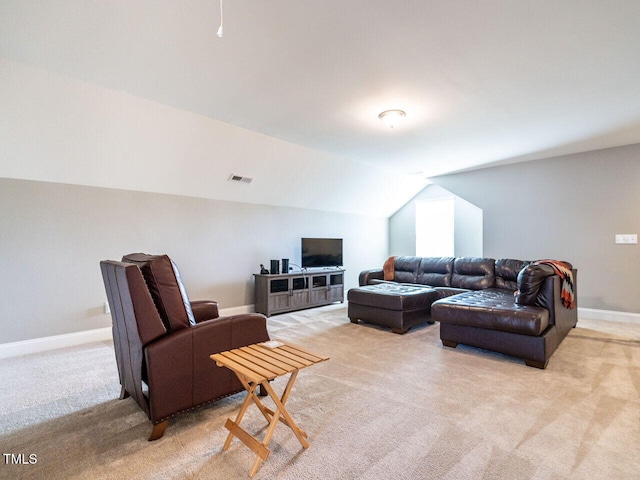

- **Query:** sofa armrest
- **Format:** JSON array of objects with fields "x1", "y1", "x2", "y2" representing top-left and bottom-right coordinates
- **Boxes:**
[
  {"x1": 359, "y1": 269, "x2": 384, "y2": 286},
  {"x1": 516, "y1": 263, "x2": 555, "y2": 305},
  {"x1": 534, "y1": 270, "x2": 578, "y2": 329},
  {"x1": 190, "y1": 300, "x2": 219, "y2": 323},
  {"x1": 533, "y1": 276, "x2": 557, "y2": 317}
]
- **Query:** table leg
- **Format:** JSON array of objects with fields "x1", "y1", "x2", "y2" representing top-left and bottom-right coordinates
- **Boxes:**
[
  {"x1": 261, "y1": 371, "x2": 309, "y2": 449},
  {"x1": 248, "y1": 387, "x2": 282, "y2": 477},
  {"x1": 222, "y1": 369, "x2": 311, "y2": 477},
  {"x1": 223, "y1": 380, "x2": 259, "y2": 451}
]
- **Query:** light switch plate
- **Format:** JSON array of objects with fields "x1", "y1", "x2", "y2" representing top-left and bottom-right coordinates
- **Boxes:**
[{"x1": 615, "y1": 234, "x2": 638, "y2": 244}]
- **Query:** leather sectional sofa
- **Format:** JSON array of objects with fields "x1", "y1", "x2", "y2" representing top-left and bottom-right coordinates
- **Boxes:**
[{"x1": 349, "y1": 256, "x2": 577, "y2": 369}]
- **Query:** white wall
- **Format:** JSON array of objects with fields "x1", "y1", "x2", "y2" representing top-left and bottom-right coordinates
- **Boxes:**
[
  {"x1": 0, "y1": 178, "x2": 388, "y2": 344},
  {"x1": 0, "y1": 57, "x2": 426, "y2": 218},
  {"x1": 0, "y1": 57, "x2": 398, "y2": 346},
  {"x1": 454, "y1": 196, "x2": 483, "y2": 257},
  {"x1": 389, "y1": 200, "x2": 417, "y2": 256},
  {"x1": 432, "y1": 144, "x2": 640, "y2": 313},
  {"x1": 389, "y1": 184, "x2": 483, "y2": 257}
]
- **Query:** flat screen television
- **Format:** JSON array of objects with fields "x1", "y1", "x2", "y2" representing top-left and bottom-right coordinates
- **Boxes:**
[{"x1": 301, "y1": 238, "x2": 343, "y2": 268}]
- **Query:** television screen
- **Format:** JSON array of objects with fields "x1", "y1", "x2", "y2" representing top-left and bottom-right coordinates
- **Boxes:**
[{"x1": 301, "y1": 238, "x2": 343, "y2": 268}]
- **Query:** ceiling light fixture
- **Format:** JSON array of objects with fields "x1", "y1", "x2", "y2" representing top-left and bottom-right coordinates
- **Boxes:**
[
  {"x1": 216, "y1": 0, "x2": 224, "y2": 38},
  {"x1": 378, "y1": 109, "x2": 406, "y2": 128}
]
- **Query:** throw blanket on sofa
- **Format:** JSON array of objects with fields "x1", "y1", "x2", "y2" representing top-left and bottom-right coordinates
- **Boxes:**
[
  {"x1": 383, "y1": 256, "x2": 396, "y2": 281},
  {"x1": 533, "y1": 260, "x2": 575, "y2": 309}
]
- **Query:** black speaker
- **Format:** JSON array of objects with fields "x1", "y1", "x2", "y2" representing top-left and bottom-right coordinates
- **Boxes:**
[
  {"x1": 270, "y1": 260, "x2": 279, "y2": 275},
  {"x1": 281, "y1": 258, "x2": 289, "y2": 273}
]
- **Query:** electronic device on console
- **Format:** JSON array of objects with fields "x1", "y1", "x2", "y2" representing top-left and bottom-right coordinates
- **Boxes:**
[{"x1": 301, "y1": 238, "x2": 343, "y2": 269}]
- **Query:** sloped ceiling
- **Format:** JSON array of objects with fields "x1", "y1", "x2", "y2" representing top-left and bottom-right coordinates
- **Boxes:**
[{"x1": 2, "y1": 1, "x2": 640, "y2": 216}]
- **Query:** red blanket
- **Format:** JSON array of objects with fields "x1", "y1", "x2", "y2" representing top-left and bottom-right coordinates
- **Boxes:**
[
  {"x1": 383, "y1": 256, "x2": 396, "y2": 281},
  {"x1": 533, "y1": 260, "x2": 575, "y2": 309}
]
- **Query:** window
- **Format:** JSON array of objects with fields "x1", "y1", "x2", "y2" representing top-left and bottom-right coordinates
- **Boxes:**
[{"x1": 415, "y1": 197, "x2": 454, "y2": 257}]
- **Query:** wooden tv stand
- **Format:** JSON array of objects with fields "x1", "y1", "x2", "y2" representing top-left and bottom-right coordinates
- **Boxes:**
[{"x1": 253, "y1": 268, "x2": 345, "y2": 317}]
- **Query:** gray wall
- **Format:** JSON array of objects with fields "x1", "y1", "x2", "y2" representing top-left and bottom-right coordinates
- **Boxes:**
[
  {"x1": 431, "y1": 144, "x2": 640, "y2": 313},
  {"x1": 0, "y1": 178, "x2": 388, "y2": 344},
  {"x1": 454, "y1": 195, "x2": 483, "y2": 257},
  {"x1": 389, "y1": 184, "x2": 483, "y2": 257}
]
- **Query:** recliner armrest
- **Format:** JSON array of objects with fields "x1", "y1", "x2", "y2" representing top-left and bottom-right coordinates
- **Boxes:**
[
  {"x1": 144, "y1": 312, "x2": 269, "y2": 421},
  {"x1": 192, "y1": 313, "x2": 270, "y2": 404},
  {"x1": 190, "y1": 300, "x2": 219, "y2": 323}
]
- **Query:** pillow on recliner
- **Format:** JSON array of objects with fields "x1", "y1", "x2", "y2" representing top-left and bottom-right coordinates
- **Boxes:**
[{"x1": 122, "y1": 253, "x2": 196, "y2": 331}]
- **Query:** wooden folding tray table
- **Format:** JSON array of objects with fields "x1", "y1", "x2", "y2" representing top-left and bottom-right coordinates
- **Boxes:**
[{"x1": 211, "y1": 341, "x2": 329, "y2": 477}]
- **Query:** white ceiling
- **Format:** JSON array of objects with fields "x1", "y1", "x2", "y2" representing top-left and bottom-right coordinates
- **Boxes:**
[{"x1": 2, "y1": 1, "x2": 640, "y2": 187}]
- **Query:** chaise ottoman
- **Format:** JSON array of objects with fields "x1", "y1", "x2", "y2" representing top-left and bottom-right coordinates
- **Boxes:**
[
  {"x1": 432, "y1": 288, "x2": 560, "y2": 369},
  {"x1": 347, "y1": 283, "x2": 438, "y2": 334}
]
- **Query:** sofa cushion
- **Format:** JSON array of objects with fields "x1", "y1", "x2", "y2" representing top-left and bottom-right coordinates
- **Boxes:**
[
  {"x1": 393, "y1": 256, "x2": 422, "y2": 284},
  {"x1": 495, "y1": 258, "x2": 530, "y2": 291},
  {"x1": 451, "y1": 257, "x2": 496, "y2": 290},
  {"x1": 416, "y1": 257, "x2": 455, "y2": 286},
  {"x1": 433, "y1": 286, "x2": 472, "y2": 299},
  {"x1": 122, "y1": 253, "x2": 195, "y2": 331},
  {"x1": 432, "y1": 289, "x2": 549, "y2": 336}
]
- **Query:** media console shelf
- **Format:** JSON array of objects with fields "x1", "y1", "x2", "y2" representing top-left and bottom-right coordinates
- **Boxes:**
[{"x1": 254, "y1": 269, "x2": 345, "y2": 317}]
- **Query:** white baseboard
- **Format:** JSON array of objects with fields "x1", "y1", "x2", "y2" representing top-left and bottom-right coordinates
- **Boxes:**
[
  {"x1": 0, "y1": 327, "x2": 112, "y2": 360},
  {"x1": 219, "y1": 304, "x2": 255, "y2": 315},
  {"x1": 4, "y1": 305, "x2": 631, "y2": 359},
  {"x1": 578, "y1": 307, "x2": 640, "y2": 324},
  {"x1": 0, "y1": 305, "x2": 257, "y2": 359}
]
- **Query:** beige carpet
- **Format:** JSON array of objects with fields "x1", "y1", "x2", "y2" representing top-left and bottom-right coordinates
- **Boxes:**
[{"x1": 1, "y1": 304, "x2": 639, "y2": 479}]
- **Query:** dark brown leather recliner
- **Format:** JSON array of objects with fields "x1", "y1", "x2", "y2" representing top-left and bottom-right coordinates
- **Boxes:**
[{"x1": 100, "y1": 253, "x2": 270, "y2": 440}]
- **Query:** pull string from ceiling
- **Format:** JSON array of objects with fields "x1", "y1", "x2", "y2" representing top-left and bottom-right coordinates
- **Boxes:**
[{"x1": 217, "y1": 0, "x2": 224, "y2": 37}]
